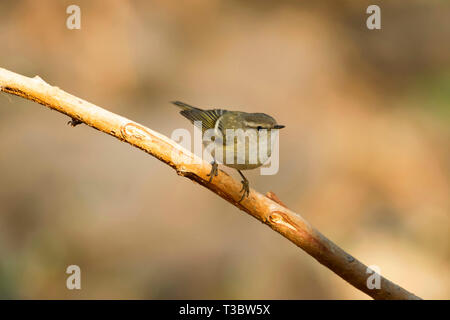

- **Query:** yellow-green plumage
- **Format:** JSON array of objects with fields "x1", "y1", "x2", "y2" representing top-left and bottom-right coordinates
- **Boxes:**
[{"x1": 172, "y1": 101, "x2": 285, "y2": 201}]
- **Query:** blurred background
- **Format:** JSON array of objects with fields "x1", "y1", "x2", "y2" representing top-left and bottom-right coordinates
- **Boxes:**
[{"x1": 0, "y1": 0, "x2": 449, "y2": 299}]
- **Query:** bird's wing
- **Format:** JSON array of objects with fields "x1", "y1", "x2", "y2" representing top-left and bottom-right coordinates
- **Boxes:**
[{"x1": 172, "y1": 101, "x2": 226, "y2": 131}]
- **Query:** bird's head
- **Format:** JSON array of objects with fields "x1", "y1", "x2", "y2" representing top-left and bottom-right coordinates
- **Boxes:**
[{"x1": 242, "y1": 113, "x2": 285, "y2": 131}]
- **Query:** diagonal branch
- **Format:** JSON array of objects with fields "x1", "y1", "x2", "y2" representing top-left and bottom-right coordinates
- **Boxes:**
[{"x1": 0, "y1": 67, "x2": 421, "y2": 300}]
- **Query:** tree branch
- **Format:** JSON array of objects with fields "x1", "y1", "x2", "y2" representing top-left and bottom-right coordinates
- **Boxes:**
[{"x1": 0, "y1": 67, "x2": 421, "y2": 300}]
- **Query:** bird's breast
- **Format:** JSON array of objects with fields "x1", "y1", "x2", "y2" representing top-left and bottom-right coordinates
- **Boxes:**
[{"x1": 202, "y1": 132, "x2": 274, "y2": 170}]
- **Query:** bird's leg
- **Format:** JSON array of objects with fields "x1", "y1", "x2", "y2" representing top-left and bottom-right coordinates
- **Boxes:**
[
  {"x1": 237, "y1": 170, "x2": 250, "y2": 202},
  {"x1": 207, "y1": 159, "x2": 219, "y2": 183}
]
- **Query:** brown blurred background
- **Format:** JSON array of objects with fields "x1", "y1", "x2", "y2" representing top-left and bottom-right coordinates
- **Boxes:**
[{"x1": 0, "y1": 0, "x2": 449, "y2": 299}]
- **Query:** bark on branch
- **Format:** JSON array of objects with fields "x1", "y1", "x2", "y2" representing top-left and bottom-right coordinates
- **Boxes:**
[{"x1": 0, "y1": 67, "x2": 421, "y2": 300}]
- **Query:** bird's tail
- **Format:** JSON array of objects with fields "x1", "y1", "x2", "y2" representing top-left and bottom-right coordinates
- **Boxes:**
[{"x1": 171, "y1": 101, "x2": 202, "y2": 111}]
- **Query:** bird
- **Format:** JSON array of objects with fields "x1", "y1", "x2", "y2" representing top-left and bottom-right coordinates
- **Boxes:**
[{"x1": 172, "y1": 101, "x2": 285, "y2": 202}]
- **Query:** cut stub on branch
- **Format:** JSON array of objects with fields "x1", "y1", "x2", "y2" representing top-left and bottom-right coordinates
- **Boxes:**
[{"x1": 68, "y1": 117, "x2": 83, "y2": 127}]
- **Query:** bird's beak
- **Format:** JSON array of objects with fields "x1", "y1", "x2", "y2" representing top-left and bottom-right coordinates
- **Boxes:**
[{"x1": 274, "y1": 125, "x2": 285, "y2": 129}]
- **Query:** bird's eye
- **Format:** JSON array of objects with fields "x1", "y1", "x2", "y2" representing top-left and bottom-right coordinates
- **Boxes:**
[{"x1": 257, "y1": 126, "x2": 262, "y2": 131}]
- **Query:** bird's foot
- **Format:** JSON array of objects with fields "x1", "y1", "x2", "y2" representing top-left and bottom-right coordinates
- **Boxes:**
[
  {"x1": 238, "y1": 178, "x2": 250, "y2": 203},
  {"x1": 207, "y1": 161, "x2": 219, "y2": 183}
]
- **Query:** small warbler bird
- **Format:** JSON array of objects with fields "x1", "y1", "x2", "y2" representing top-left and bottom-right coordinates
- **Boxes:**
[{"x1": 172, "y1": 101, "x2": 285, "y2": 202}]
